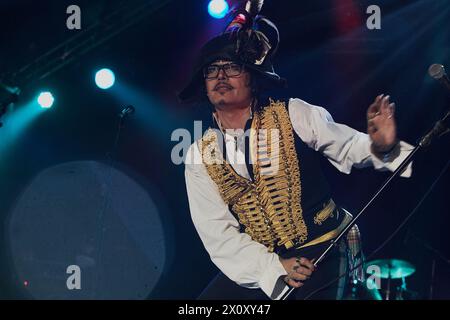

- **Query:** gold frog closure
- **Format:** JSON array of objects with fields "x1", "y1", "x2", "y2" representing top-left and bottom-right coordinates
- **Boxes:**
[{"x1": 313, "y1": 199, "x2": 336, "y2": 225}]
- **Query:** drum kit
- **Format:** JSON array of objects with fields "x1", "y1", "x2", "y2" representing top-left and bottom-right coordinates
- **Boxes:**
[{"x1": 348, "y1": 259, "x2": 418, "y2": 300}]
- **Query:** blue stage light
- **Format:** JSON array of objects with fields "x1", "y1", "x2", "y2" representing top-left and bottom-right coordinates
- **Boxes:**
[
  {"x1": 208, "y1": 0, "x2": 229, "y2": 19},
  {"x1": 37, "y1": 92, "x2": 55, "y2": 109},
  {"x1": 95, "y1": 68, "x2": 115, "y2": 90}
]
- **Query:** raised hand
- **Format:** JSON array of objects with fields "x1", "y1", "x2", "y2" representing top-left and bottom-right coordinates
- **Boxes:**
[{"x1": 367, "y1": 94, "x2": 398, "y2": 153}]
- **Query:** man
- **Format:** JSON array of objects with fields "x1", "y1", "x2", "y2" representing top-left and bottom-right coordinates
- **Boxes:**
[{"x1": 178, "y1": 4, "x2": 412, "y2": 300}]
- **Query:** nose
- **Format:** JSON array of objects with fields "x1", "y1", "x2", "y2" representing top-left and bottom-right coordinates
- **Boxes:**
[{"x1": 217, "y1": 68, "x2": 228, "y2": 80}]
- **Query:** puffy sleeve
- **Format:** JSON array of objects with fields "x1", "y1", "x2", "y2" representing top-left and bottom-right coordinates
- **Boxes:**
[
  {"x1": 287, "y1": 98, "x2": 413, "y2": 177},
  {"x1": 184, "y1": 142, "x2": 289, "y2": 299}
]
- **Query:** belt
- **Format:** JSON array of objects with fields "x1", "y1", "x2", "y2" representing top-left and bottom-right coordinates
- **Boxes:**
[
  {"x1": 298, "y1": 207, "x2": 353, "y2": 249},
  {"x1": 279, "y1": 200, "x2": 353, "y2": 252}
]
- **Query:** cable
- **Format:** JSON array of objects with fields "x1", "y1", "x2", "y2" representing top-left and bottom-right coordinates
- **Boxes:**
[
  {"x1": 302, "y1": 159, "x2": 450, "y2": 300},
  {"x1": 92, "y1": 114, "x2": 128, "y2": 293}
]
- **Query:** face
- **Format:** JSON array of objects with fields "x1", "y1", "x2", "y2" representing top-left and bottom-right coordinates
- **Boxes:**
[{"x1": 204, "y1": 60, "x2": 253, "y2": 109}]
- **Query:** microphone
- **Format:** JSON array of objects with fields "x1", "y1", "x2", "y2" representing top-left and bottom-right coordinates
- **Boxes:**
[
  {"x1": 119, "y1": 105, "x2": 135, "y2": 119},
  {"x1": 428, "y1": 64, "x2": 450, "y2": 91}
]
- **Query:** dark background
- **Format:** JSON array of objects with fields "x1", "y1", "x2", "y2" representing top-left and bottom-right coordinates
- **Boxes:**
[{"x1": 0, "y1": 0, "x2": 449, "y2": 299}]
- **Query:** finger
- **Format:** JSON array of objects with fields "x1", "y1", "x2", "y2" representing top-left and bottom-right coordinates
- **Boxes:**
[
  {"x1": 374, "y1": 94, "x2": 384, "y2": 103},
  {"x1": 388, "y1": 103, "x2": 396, "y2": 119},
  {"x1": 367, "y1": 102, "x2": 380, "y2": 116},
  {"x1": 298, "y1": 257, "x2": 316, "y2": 271},
  {"x1": 368, "y1": 100, "x2": 384, "y2": 119},
  {"x1": 289, "y1": 272, "x2": 309, "y2": 282},
  {"x1": 368, "y1": 95, "x2": 383, "y2": 113},
  {"x1": 381, "y1": 95, "x2": 391, "y2": 114},
  {"x1": 380, "y1": 102, "x2": 396, "y2": 122},
  {"x1": 288, "y1": 278, "x2": 303, "y2": 288},
  {"x1": 295, "y1": 266, "x2": 312, "y2": 277},
  {"x1": 368, "y1": 112, "x2": 382, "y2": 122},
  {"x1": 284, "y1": 276, "x2": 303, "y2": 288},
  {"x1": 299, "y1": 257, "x2": 315, "y2": 270}
]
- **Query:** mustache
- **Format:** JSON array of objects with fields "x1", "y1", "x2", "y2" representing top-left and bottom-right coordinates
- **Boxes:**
[{"x1": 214, "y1": 82, "x2": 233, "y2": 91}]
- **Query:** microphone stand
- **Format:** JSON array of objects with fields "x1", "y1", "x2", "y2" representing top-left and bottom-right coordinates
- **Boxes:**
[
  {"x1": 92, "y1": 105, "x2": 134, "y2": 293},
  {"x1": 281, "y1": 109, "x2": 450, "y2": 300}
]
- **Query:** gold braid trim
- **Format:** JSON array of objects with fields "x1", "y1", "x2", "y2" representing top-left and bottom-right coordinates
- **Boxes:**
[
  {"x1": 200, "y1": 129, "x2": 276, "y2": 247},
  {"x1": 199, "y1": 130, "x2": 253, "y2": 206},
  {"x1": 253, "y1": 99, "x2": 307, "y2": 249},
  {"x1": 200, "y1": 99, "x2": 307, "y2": 252}
]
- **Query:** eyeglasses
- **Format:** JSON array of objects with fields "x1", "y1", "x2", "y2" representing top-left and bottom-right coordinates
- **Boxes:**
[{"x1": 203, "y1": 63, "x2": 244, "y2": 79}]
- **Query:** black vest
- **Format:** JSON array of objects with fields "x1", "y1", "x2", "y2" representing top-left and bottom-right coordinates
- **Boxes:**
[{"x1": 210, "y1": 98, "x2": 343, "y2": 255}]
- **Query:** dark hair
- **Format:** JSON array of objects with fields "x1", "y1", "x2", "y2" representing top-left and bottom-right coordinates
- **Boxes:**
[{"x1": 249, "y1": 69, "x2": 262, "y2": 99}]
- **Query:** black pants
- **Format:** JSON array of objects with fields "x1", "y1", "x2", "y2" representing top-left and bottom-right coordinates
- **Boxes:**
[{"x1": 198, "y1": 240, "x2": 348, "y2": 300}]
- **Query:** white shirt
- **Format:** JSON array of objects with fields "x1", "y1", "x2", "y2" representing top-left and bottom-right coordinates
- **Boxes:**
[{"x1": 184, "y1": 98, "x2": 414, "y2": 300}]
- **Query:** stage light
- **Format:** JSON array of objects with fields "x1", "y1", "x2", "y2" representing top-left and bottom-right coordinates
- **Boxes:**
[
  {"x1": 208, "y1": 0, "x2": 229, "y2": 19},
  {"x1": 95, "y1": 68, "x2": 115, "y2": 89},
  {"x1": 37, "y1": 92, "x2": 54, "y2": 109}
]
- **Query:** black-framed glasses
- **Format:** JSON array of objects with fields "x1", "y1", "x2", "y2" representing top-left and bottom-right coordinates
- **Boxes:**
[{"x1": 203, "y1": 63, "x2": 244, "y2": 79}]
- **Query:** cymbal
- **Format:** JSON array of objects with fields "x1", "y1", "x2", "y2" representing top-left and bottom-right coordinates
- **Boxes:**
[{"x1": 365, "y1": 259, "x2": 416, "y2": 279}]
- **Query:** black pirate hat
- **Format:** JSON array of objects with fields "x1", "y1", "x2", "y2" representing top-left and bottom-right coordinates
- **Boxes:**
[{"x1": 178, "y1": 0, "x2": 286, "y2": 103}]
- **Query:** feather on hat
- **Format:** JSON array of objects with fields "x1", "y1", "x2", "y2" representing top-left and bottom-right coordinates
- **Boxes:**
[{"x1": 178, "y1": 0, "x2": 286, "y2": 103}]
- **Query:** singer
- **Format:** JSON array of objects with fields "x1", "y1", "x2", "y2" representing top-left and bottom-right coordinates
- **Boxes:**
[{"x1": 179, "y1": 2, "x2": 414, "y2": 300}]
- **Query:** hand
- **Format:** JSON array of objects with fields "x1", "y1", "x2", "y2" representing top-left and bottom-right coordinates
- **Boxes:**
[
  {"x1": 279, "y1": 257, "x2": 316, "y2": 288},
  {"x1": 367, "y1": 94, "x2": 398, "y2": 153}
]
